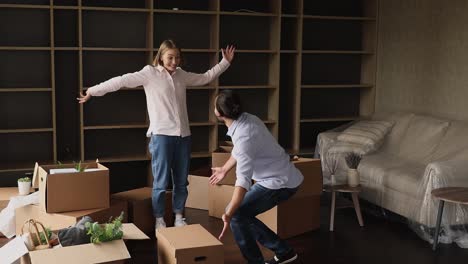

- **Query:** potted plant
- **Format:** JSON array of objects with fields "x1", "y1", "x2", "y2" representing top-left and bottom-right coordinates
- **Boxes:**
[
  {"x1": 18, "y1": 177, "x2": 31, "y2": 195},
  {"x1": 345, "y1": 152, "x2": 362, "y2": 187}
]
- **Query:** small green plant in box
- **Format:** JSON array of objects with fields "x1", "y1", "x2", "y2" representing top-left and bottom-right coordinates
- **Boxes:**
[
  {"x1": 85, "y1": 212, "x2": 124, "y2": 244},
  {"x1": 18, "y1": 177, "x2": 31, "y2": 182}
]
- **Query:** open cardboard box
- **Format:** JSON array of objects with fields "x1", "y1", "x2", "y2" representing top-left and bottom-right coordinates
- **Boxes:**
[
  {"x1": 33, "y1": 162, "x2": 110, "y2": 213},
  {"x1": 15, "y1": 199, "x2": 128, "y2": 236},
  {"x1": 0, "y1": 223, "x2": 149, "y2": 264},
  {"x1": 156, "y1": 224, "x2": 223, "y2": 264},
  {"x1": 186, "y1": 168, "x2": 211, "y2": 210},
  {"x1": 292, "y1": 158, "x2": 323, "y2": 198},
  {"x1": 212, "y1": 147, "x2": 236, "y2": 185}
]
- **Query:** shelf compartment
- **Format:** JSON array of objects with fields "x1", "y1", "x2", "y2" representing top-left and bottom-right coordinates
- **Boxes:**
[
  {"x1": 0, "y1": 0, "x2": 49, "y2": 5},
  {"x1": 0, "y1": 50, "x2": 51, "y2": 87},
  {"x1": 281, "y1": 17, "x2": 298, "y2": 50},
  {"x1": 281, "y1": 0, "x2": 300, "y2": 15},
  {"x1": 0, "y1": 92, "x2": 52, "y2": 130},
  {"x1": 84, "y1": 128, "x2": 148, "y2": 160},
  {"x1": 82, "y1": 51, "x2": 148, "y2": 87},
  {"x1": 278, "y1": 53, "x2": 298, "y2": 150},
  {"x1": 0, "y1": 132, "x2": 54, "y2": 171},
  {"x1": 154, "y1": 0, "x2": 216, "y2": 11},
  {"x1": 303, "y1": 19, "x2": 363, "y2": 51},
  {"x1": 54, "y1": 0, "x2": 78, "y2": 6},
  {"x1": 187, "y1": 89, "x2": 211, "y2": 123},
  {"x1": 102, "y1": 161, "x2": 150, "y2": 193},
  {"x1": 55, "y1": 51, "x2": 80, "y2": 162},
  {"x1": 300, "y1": 121, "x2": 350, "y2": 150},
  {"x1": 219, "y1": 53, "x2": 271, "y2": 86},
  {"x1": 84, "y1": 90, "x2": 147, "y2": 126},
  {"x1": 54, "y1": 9, "x2": 78, "y2": 47},
  {"x1": 191, "y1": 126, "x2": 210, "y2": 153},
  {"x1": 301, "y1": 54, "x2": 362, "y2": 85},
  {"x1": 154, "y1": 13, "x2": 215, "y2": 50},
  {"x1": 81, "y1": 0, "x2": 149, "y2": 9},
  {"x1": 181, "y1": 52, "x2": 215, "y2": 75},
  {"x1": 220, "y1": 15, "x2": 273, "y2": 50},
  {"x1": 83, "y1": 10, "x2": 148, "y2": 48},
  {"x1": 302, "y1": 84, "x2": 373, "y2": 89},
  {"x1": 303, "y1": 0, "x2": 369, "y2": 17},
  {"x1": 0, "y1": 8, "x2": 50, "y2": 47},
  {"x1": 300, "y1": 88, "x2": 360, "y2": 119},
  {"x1": 220, "y1": 0, "x2": 278, "y2": 14}
]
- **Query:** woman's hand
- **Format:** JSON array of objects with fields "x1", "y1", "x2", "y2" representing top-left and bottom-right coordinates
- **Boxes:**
[
  {"x1": 77, "y1": 91, "x2": 91, "y2": 104},
  {"x1": 222, "y1": 45, "x2": 235, "y2": 63},
  {"x1": 210, "y1": 167, "x2": 227, "y2": 185}
]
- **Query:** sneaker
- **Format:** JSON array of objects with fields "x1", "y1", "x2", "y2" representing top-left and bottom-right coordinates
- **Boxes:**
[
  {"x1": 174, "y1": 217, "x2": 187, "y2": 227},
  {"x1": 265, "y1": 250, "x2": 298, "y2": 264},
  {"x1": 155, "y1": 217, "x2": 166, "y2": 231}
]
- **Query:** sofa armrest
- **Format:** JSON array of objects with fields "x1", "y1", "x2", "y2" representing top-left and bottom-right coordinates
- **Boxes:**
[
  {"x1": 314, "y1": 131, "x2": 340, "y2": 159},
  {"x1": 424, "y1": 159, "x2": 468, "y2": 188}
]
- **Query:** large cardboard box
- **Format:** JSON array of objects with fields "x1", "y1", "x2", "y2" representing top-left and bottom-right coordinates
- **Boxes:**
[
  {"x1": 209, "y1": 184, "x2": 320, "y2": 238},
  {"x1": 257, "y1": 195, "x2": 320, "y2": 238},
  {"x1": 0, "y1": 223, "x2": 149, "y2": 264},
  {"x1": 35, "y1": 162, "x2": 110, "y2": 213},
  {"x1": 211, "y1": 147, "x2": 236, "y2": 185},
  {"x1": 292, "y1": 158, "x2": 323, "y2": 198},
  {"x1": 156, "y1": 224, "x2": 223, "y2": 264},
  {"x1": 208, "y1": 184, "x2": 235, "y2": 218},
  {"x1": 15, "y1": 199, "x2": 128, "y2": 235},
  {"x1": 111, "y1": 188, "x2": 174, "y2": 234},
  {"x1": 186, "y1": 174, "x2": 210, "y2": 210}
]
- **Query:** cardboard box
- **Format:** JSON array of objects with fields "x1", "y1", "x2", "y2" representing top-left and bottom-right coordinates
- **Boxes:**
[
  {"x1": 257, "y1": 195, "x2": 320, "y2": 238},
  {"x1": 209, "y1": 184, "x2": 320, "y2": 238},
  {"x1": 212, "y1": 147, "x2": 236, "y2": 185},
  {"x1": 208, "y1": 184, "x2": 235, "y2": 218},
  {"x1": 111, "y1": 188, "x2": 174, "y2": 234},
  {"x1": 156, "y1": 224, "x2": 223, "y2": 264},
  {"x1": 35, "y1": 162, "x2": 110, "y2": 213},
  {"x1": 15, "y1": 199, "x2": 128, "y2": 235},
  {"x1": 0, "y1": 223, "x2": 149, "y2": 264},
  {"x1": 186, "y1": 175, "x2": 210, "y2": 210},
  {"x1": 292, "y1": 158, "x2": 323, "y2": 198}
]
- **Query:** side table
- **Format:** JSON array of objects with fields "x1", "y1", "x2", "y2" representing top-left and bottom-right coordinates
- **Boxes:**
[{"x1": 323, "y1": 184, "x2": 364, "y2": 231}]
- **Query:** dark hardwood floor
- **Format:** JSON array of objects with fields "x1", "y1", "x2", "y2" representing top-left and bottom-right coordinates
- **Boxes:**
[{"x1": 2, "y1": 194, "x2": 468, "y2": 263}]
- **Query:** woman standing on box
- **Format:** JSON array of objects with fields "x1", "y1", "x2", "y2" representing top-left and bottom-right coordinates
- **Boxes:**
[
  {"x1": 78, "y1": 40, "x2": 235, "y2": 231},
  {"x1": 210, "y1": 90, "x2": 303, "y2": 264}
]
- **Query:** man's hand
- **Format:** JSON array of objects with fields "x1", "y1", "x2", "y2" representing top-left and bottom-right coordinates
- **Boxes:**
[
  {"x1": 219, "y1": 213, "x2": 231, "y2": 240},
  {"x1": 210, "y1": 167, "x2": 227, "y2": 185}
]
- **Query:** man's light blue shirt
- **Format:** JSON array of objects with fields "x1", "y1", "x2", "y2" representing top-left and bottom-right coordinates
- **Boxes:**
[{"x1": 227, "y1": 112, "x2": 304, "y2": 191}]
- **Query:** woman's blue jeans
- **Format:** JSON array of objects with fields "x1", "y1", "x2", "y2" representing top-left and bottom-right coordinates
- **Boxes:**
[
  {"x1": 230, "y1": 183, "x2": 297, "y2": 263},
  {"x1": 149, "y1": 134, "x2": 191, "y2": 218}
]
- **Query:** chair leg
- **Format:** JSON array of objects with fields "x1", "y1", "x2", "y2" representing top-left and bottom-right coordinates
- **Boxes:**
[
  {"x1": 330, "y1": 191, "x2": 336, "y2": 231},
  {"x1": 351, "y1": 193, "x2": 364, "y2": 227},
  {"x1": 433, "y1": 200, "x2": 445, "y2": 251}
]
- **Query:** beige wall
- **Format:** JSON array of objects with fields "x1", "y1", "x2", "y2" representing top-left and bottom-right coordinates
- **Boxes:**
[{"x1": 376, "y1": 0, "x2": 468, "y2": 121}]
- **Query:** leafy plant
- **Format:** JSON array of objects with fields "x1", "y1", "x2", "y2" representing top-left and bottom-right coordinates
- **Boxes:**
[
  {"x1": 345, "y1": 152, "x2": 362, "y2": 169},
  {"x1": 31, "y1": 228, "x2": 52, "y2": 245},
  {"x1": 18, "y1": 177, "x2": 31, "y2": 182},
  {"x1": 73, "y1": 161, "x2": 87, "y2": 172},
  {"x1": 85, "y1": 212, "x2": 124, "y2": 244}
]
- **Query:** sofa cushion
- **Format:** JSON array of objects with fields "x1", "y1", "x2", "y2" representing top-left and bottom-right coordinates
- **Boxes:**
[
  {"x1": 398, "y1": 115, "x2": 449, "y2": 164},
  {"x1": 430, "y1": 121, "x2": 468, "y2": 161},
  {"x1": 382, "y1": 163, "x2": 426, "y2": 199},
  {"x1": 375, "y1": 112, "x2": 415, "y2": 155},
  {"x1": 337, "y1": 120, "x2": 394, "y2": 152}
]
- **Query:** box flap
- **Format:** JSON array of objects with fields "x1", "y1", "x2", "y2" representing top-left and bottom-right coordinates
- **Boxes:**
[
  {"x1": 0, "y1": 236, "x2": 29, "y2": 263},
  {"x1": 32, "y1": 162, "x2": 39, "y2": 188},
  {"x1": 122, "y1": 223, "x2": 150, "y2": 240},
  {"x1": 29, "y1": 239, "x2": 130, "y2": 264},
  {"x1": 186, "y1": 175, "x2": 209, "y2": 210},
  {"x1": 157, "y1": 224, "x2": 222, "y2": 252},
  {"x1": 112, "y1": 187, "x2": 152, "y2": 201}
]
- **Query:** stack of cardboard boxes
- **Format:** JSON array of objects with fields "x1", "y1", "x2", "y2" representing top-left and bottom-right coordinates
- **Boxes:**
[
  {"x1": 188, "y1": 142, "x2": 323, "y2": 239},
  {"x1": 0, "y1": 161, "x2": 151, "y2": 263}
]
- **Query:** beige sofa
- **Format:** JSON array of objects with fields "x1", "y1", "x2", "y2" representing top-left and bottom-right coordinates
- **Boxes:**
[{"x1": 317, "y1": 112, "x2": 468, "y2": 228}]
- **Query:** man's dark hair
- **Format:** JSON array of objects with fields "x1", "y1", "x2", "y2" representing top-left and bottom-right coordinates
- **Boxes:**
[{"x1": 216, "y1": 90, "x2": 243, "y2": 120}]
